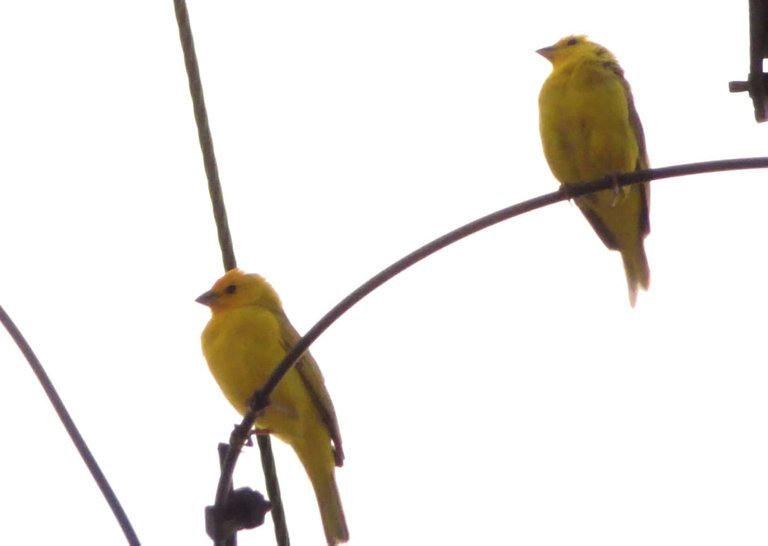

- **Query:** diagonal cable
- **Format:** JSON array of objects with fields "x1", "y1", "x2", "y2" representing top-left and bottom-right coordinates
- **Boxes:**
[{"x1": 0, "y1": 306, "x2": 140, "y2": 545}]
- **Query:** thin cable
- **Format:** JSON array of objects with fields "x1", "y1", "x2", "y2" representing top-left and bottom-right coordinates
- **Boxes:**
[
  {"x1": 214, "y1": 156, "x2": 768, "y2": 504},
  {"x1": 173, "y1": 0, "x2": 236, "y2": 270},
  {"x1": 0, "y1": 306, "x2": 140, "y2": 546},
  {"x1": 256, "y1": 435, "x2": 290, "y2": 546},
  {"x1": 172, "y1": 1, "x2": 288, "y2": 544}
]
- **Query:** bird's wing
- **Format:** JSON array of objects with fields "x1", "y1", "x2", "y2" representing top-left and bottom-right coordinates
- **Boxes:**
[
  {"x1": 612, "y1": 60, "x2": 651, "y2": 236},
  {"x1": 278, "y1": 309, "x2": 345, "y2": 467}
]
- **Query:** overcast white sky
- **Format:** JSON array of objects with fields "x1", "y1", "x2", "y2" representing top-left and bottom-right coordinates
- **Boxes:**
[{"x1": 2, "y1": 2, "x2": 767, "y2": 545}]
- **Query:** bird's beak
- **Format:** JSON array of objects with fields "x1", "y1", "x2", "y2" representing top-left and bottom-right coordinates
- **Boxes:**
[
  {"x1": 536, "y1": 45, "x2": 555, "y2": 60},
  {"x1": 195, "y1": 289, "x2": 218, "y2": 307}
]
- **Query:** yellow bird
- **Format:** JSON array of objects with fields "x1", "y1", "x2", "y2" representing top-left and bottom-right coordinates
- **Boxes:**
[
  {"x1": 538, "y1": 35, "x2": 651, "y2": 306},
  {"x1": 197, "y1": 269, "x2": 348, "y2": 545}
]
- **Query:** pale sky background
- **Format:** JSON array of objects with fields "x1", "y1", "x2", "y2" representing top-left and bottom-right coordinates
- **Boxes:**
[{"x1": 1, "y1": 2, "x2": 767, "y2": 545}]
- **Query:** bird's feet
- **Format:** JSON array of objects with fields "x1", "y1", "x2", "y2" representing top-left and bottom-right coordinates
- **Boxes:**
[
  {"x1": 609, "y1": 173, "x2": 626, "y2": 207},
  {"x1": 244, "y1": 428, "x2": 272, "y2": 447}
]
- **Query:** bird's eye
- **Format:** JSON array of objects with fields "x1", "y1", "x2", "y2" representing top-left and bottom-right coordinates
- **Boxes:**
[
  {"x1": 566, "y1": 38, "x2": 578, "y2": 46},
  {"x1": 225, "y1": 284, "x2": 237, "y2": 295}
]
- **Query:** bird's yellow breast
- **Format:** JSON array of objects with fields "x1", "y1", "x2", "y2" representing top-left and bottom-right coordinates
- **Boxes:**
[
  {"x1": 201, "y1": 305, "x2": 323, "y2": 443},
  {"x1": 201, "y1": 306, "x2": 281, "y2": 416},
  {"x1": 539, "y1": 59, "x2": 639, "y2": 184}
]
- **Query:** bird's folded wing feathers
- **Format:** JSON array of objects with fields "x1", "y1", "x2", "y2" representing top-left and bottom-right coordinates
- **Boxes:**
[{"x1": 278, "y1": 310, "x2": 345, "y2": 467}]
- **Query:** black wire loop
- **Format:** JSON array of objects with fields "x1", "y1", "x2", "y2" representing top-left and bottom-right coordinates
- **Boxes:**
[{"x1": 211, "y1": 156, "x2": 768, "y2": 524}]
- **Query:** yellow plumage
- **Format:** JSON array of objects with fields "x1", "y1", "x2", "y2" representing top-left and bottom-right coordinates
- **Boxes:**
[
  {"x1": 538, "y1": 35, "x2": 651, "y2": 306},
  {"x1": 197, "y1": 269, "x2": 348, "y2": 545}
]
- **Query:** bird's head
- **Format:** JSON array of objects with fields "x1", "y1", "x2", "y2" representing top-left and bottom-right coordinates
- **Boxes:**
[
  {"x1": 196, "y1": 269, "x2": 281, "y2": 313},
  {"x1": 536, "y1": 35, "x2": 615, "y2": 66}
]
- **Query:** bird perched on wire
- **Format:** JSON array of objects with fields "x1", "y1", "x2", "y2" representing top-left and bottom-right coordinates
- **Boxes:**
[
  {"x1": 197, "y1": 269, "x2": 348, "y2": 545},
  {"x1": 537, "y1": 35, "x2": 651, "y2": 306}
]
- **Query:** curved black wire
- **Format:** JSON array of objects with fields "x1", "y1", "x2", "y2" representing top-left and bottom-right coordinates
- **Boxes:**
[
  {"x1": 213, "y1": 156, "x2": 768, "y2": 507},
  {"x1": 0, "y1": 306, "x2": 140, "y2": 546}
]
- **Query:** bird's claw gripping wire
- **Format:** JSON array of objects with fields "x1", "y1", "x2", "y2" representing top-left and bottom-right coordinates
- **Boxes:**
[{"x1": 609, "y1": 173, "x2": 625, "y2": 207}]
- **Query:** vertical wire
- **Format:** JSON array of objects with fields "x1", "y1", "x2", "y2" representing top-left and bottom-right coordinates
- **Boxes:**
[
  {"x1": 172, "y1": 1, "x2": 289, "y2": 544},
  {"x1": 172, "y1": 0, "x2": 235, "y2": 267}
]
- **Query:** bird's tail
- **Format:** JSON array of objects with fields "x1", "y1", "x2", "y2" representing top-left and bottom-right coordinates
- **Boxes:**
[
  {"x1": 621, "y1": 242, "x2": 650, "y2": 307},
  {"x1": 296, "y1": 440, "x2": 349, "y2": 545}
]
